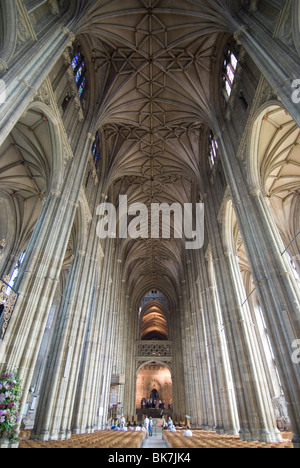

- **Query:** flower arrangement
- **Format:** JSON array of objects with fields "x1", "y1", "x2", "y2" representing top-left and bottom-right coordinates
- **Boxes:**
[{"x1": 0, "y1": 370, "x2": 22, "y2": 441}]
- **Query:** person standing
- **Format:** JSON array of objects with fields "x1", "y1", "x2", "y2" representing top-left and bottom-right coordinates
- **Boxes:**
[
  {"x1": 120, "y1": 414, "x2": 126, "y2": 428},
  {"x1": 149, "y1": 417, "x2": 153, "y2": 437},
  {"x1": 144, "y1": 415, "x2": 149, "y2": 438}
]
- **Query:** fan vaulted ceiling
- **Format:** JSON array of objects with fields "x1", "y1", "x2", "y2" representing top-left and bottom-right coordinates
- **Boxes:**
[{"x1": 75, "y1": 0, "x2": 234, "y2": 301}]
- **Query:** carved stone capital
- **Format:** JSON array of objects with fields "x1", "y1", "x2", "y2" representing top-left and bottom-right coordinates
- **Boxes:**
[{"x1": 0, "y1": 59, "x2": 8, "y2": 74}]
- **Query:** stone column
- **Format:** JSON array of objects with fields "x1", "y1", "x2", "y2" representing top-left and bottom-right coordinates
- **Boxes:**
[
  {"x1": 179, "y1": 289, "x2": 193, "y2": 420},
  {"x1": 184, "y1": 256, "x2": 215, "y2": 430},
  {"x1": 233, "y1": 10, "x2": 300, "y2": 127},
  {"x1": 0, "y1": 25, "x2": 76, "y2": 147},
  {"x1": 30, "y1": 170, "x2": 102, "y2": 439},
  {"x1": 194, "y1": 248, "x2": 239, "y2": 435},
  {"x1": 123, "y1": 302, "x2": 138, "y2": 419},
  {"x1": 204, "y1": 188, "x2": 281, "y2": 442},
  {"x1": 33, "y1": 247, "x2": 91, "y2": 441},
  {"x1": 70, "y1": 263, "x2": 102, "y2": 434},
  {"x1": 216, "y1": 128, "x2": 300, "y2": 446},
  {"x1": 110, "y1": 277, "x2": 128, "y2": 411},
  {"x1": 1, "y1": 128, "x2": 94, "y2": 425},
  {"x1": 93, "y1": 238, "x2": 117, "y2": 430},
  {"x1": 100, "y1": 250, "x2": 122, "y2": 426},
  {"x1": 182, "y1": 268, "x2": 200, "y2": 426},
  {"x1": 171, "y1": 306, "x2": 186, "y2": 419},
  {"x1": 179, "y1": 276, "x2": 208, "y2": 428}
]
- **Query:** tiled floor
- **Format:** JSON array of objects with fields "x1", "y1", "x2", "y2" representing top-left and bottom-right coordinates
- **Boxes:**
[{"x1": 142, "y1": 428, "x2": 169, "y2": 449}]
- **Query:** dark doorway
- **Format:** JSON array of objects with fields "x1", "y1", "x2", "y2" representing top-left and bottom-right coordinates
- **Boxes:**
[{"x1": 150, "y1": 388, "x2": 159, "y2": 400}]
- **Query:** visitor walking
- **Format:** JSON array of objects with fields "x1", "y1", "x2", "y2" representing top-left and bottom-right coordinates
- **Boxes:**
[
  {"x1": 149, "y1": 417, "x2": 153, "y2": 437},
  {"x1": 144, "y1": 415, "x2": 149, "y2": 438}
]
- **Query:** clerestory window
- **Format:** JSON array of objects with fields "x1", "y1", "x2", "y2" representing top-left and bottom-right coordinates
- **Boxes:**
[
  {"x1": 222, "y1": 46, "x2": 239, "y2": 99},
  {"x1": 8, "y1": 252, "x2": 26, "y2": 288},
  {"x1": 208, "y1": 130, "x2": 219, "y2": 169},
  {"x1": 91, "y1": 131, "x2": 101, "y2": 167},
  {"x1": 71, "y1": 50, "x2": 87, "y2": 100}
]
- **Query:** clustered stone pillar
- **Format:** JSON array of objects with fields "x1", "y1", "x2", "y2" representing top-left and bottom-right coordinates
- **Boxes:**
[
  {"x1": 181, "y1": 262, "x2": 215, "y2": 430},
  {"x1": 109, "y1": 277, "x2": 129, "y2": 412},
  {"x1": 122, "y1": 303, "x2": 138, "y2": 419},
  {"x1": 233, "y1": 9, "x2": 300, "y2": 128},
  {"x1": 182, "y1": 212, "x2": 281, "y2": 442},
  {"x1": 0, "y1": 25, "x2": 76, "y2": 145},
  {"x1": 191, "y1": 185, "x2": 282, "y2": 442},
  {"x1": 1, "y1": 125, "x2": 95, "y2": 435},
  {"x1": 215, "y1": 123, "x2": 300, "y2": 446},
  {"x1": 195, "y1": 248, "x2": 239, "y2": 435},
  {"x1": 0, "y1": 1, "x2": 299, "y2": 447},
  {"x1": 170, "y1": 311, "x2": 186, "y2": 419}
]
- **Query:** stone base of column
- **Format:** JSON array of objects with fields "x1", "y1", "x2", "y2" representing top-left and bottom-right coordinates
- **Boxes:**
[
  {"x1": 0, "y1": 432, "x2": 20, "y2": 448},
  {"x1": 292, "y1": 434, "x2": 300, "y2": 449},
  {"x1": 259, "y1": 429, "x2": 278, "y2": 443},
  {"x1": 202, "y1": 424, "x2": 214, "y2": 431},
  {"x1": 225, "y1": 428, "x2": 239, "y2": 436},
  {"x1": 240, "y1": 427, "x2": 283, "y2": 443},
  {"x1": 35, "y1": 429, "x2": 72, "y2": 441},
  {"x1": 58, "y1": 430, "x2": 72, "y2": 441},
  {"x1": 0, "y1": 439, "x2": 20, "y2": 449},
  {"x1": 73, "y1": 426, "x2": 94, "y2": 434},
  {"x1": 35, "y1": 430, "x2": 50, "y2": 441},
  {"x1": 85, "y1": 426, "x2": 94, "y2": 434},
  {"x1": 215, "y1": 425, "x2": 225, "y2": 434},
  {"x1": 239, "y1": 428, "x2": 252, "y2": 441}
]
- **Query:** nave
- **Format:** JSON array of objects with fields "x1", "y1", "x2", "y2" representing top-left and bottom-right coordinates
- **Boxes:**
[
  {"x1": 17, "y1": 429, "x2": 294, "y2": 449},
  {"x1": 0, "y1": 0, "x2": 300, "y2": 450}
]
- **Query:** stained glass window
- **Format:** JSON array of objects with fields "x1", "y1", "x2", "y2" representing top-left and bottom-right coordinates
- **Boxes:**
[
  {"x1": 78, "y1": 78, "x2": 86, "y2": 98},
  {"x1": 222, "y1": 46, "x2": 239, "y2": 98},
  {"x1": 75, "y1": 62, "x2": 84, "y2": 83},
  {"x1": 208, "y1": 131, "x2": 218, "y2": 168},
  {"x1": 71, "y1": 49, "x2": 87, "y2": 100},
  {"x1": 71, "y1": 53, "x2": 80, "y2": 71},
  {"x1": 9, "y1": 252, "x2": 26, "y2": 288},
  {"x1": 287, "y1": 252, "x2": 300, "y2": 282},
  {"x1": 231, "y1": 53, "x2": 238, "y2": 71},
  {"x1": 92, "y1": 132, "x2": 100, "y2": 166},
  {"x1": 226, "y1": 64, "x2": 235, "y2": 84},
  {"x1": 225, "y1": 80, "x2": 232, "y2": 97}
]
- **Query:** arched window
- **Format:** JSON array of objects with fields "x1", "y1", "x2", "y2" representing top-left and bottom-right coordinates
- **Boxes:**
[
  {"x1": 222, "y1": 45, "x2": 239, "y2": 99},
  {"x1": 71, "y1": 49, "x2": 87, "y2": 100},
  {"x1": 91, "y1": 131, "x2": 101, "y2": 167},
  {"x1": 286, "y1": 252, "x2": 300, "y2": 282},
  {"x1": 8, "y1": 251, "x2": 26, "y2": 288},
  {"x1": 208, "y1": 130, "x2": 219, "y2": 168}
]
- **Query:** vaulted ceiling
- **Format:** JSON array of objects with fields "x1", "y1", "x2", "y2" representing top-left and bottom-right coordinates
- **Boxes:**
[
  {"x1": 75, "y1": 0, "x2": 235, "y2": 302},
  {"x1": 0, "y1": 109, "x2": 52, "y2": 256}
]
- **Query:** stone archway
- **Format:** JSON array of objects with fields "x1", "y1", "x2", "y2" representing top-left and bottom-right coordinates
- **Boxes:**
[
  {"x1": 136, "y1": 362, "x2": 173, "y2": 413},
  {"x1": 150, "y1": 388, "x2": 159, "y2": 400},
  {"x1": 249, "y1": 103, "x2": 300, "y2": 278}
]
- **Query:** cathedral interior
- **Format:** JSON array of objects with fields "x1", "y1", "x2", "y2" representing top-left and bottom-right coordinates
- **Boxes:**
[{"x1": 0, "y1": 0, "x2": 300, "y2": 449}]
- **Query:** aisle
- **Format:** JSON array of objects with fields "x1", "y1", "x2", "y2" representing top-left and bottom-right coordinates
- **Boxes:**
[{"x1": 142, "y1": 428, "x2": 168, "y2": 449}]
